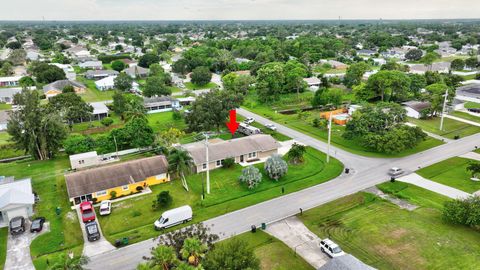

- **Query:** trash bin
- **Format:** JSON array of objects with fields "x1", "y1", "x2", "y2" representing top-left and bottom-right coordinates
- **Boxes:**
[
  {"x1": 55, "y1": 207, "x2": 61, "y2": 216},
  {"x1": 251, "y1": 225, "x2": 257, "y2": 233},
  {"x1": 122, "y1": 237, "x2": 129, "y2": 245},
  {"x1": 345, "y1": 168, "x2": 350, "y2": 174},
  {"x1": 115, "y1": 239, "x2": 122, "y2": 247},
  {"x1": 261, "y1": 223, "x2": 266, "y2": 230},
  {"x1": 390, "y1": 176, "x2": 395, "y2": 183}
]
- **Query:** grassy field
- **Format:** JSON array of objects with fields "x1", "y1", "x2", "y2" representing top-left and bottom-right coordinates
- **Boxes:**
[
  {"x1": 0, "y1": 132, "x2": 10, "y2": 146},
  {"x1": 97, "y1": 147, "x2": 343, "y2": 244},
  {"x1": 464, "y1": 102, "x2": 480, "y2": 109},
  {"x1": 299, "y1": 182, "x2": 480, "y2": 270},
  {"x1": 184, "y1": 82, "x2": 217, "y2": 90},
  {"x1": 0, "y1": 228, "x2": 7, "y2": 270},
  {"x1": 76, "y1": 76, "x2": 115, "y2": 102},
  {"x1": 409, "y1": 117, "x2": 480, "y2": 139},
  {"x1": 416, "y1": 157, "x2": 480, "y2": 193},
  {"x1": 0, "y1": 132, "x2": 24, "y2": 159},
  {"x1": 0, "y1": 103, "x2": 11, "y2": 110},
  {"x1": 243, "y1": 95, "x2": 443, "y2": 158},
  {"x1": 0, "y1": 156, "x2": 84, "y2": 268},
  {"x1": 450, "y1": 111, "x2": 480, "y2": 124},
  {"x1": 222, "y1": 231, "x2": 313, "y2": 270}
]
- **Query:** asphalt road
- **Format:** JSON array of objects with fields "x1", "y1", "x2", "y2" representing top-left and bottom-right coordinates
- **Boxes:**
[{"x1": 87, "y1": 108, "x2": 480, "y2": 270}]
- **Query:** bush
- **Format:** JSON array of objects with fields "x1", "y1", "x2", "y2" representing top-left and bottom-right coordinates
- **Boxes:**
[
  {"x1": 172, "y1": 110, "x2": 182, "y2": 120},
  {"x1": 111, "y1": 60, "x2": 126, "y2": 72},
  {"x1": 238, "y1": 166, "x2": 262, "y2": 189},
  {"x1": 190, "y1": 66, "x2": 212, "y2": 86},
  {"x1": 264, "y1": 154, "x2": 288, "y2": 181},
  {"x1": 152, "y1": 191, "x2": 173, "y2": 210},
  {"x1": 98, "y1": 54, "x2": 131, "y2": 64},
  {"x1": 110, "y1": 191, "x2": 117, "y2": 200},
  {"x1": 101, "y1": 117, "x2": 114, "y2": 127},
  {"x1": 222, "y1": 157, "x2": 235, "y2": 168},
  {"x1": 63, "y1": 135, "x2": 96, "y2": 155},
  {"x1": 443, "y1": 196, "x2": 480, "y2": 226},
  {"x1": 136, "y1": 186, "x2": 144, "y2": 192}
]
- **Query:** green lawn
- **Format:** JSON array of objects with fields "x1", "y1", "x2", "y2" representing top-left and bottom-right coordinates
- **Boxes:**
[
  {"x1": 243, "y1": 96, "x2": 443, "y2": 158},
  {"x1": 0, "y1": 132, "x2": 10, "y2": 146},
  {"x1": 0, "y1": 156, "x2": 84, "y2": 268},
  {"x1": 416, "y1": 157, "x2": 480, "y2": 193},
  {"x1": 184, "y1": 82, "x2": 217, "y2": 90},
  {"x1": 464, "y1": 102, "x2": 480, "y2": 109},
  {"x1": 450, "y1": 111, "x2": 480, "y2": 124},
  {"x1": 222, "y1": 231, "x2": 313, "y2": 270},
  {"x1": 0, "y1": 132, "x2": 24, "y2": 159},
  {"x1": 299, "y1": 182, "x2": 480, "y2": 270},
  {"x1": 409, "y1": 117, "x2": 480, "y2": 139},
  {"x1": 97, "y1": 147, "x2": 343, "y2": 244},
  {"x1": 0, "y1": 103, "x2": 11, "y2": 110},
  {"x1": 0, "y1": 228, "x2": 7, "y2": 270},
  {"x1": 76, "y1": 76, "x2": 115, "y2": 102},
  {"x1": 237, "y1": 115, "x2": 292, "y2": 142}
]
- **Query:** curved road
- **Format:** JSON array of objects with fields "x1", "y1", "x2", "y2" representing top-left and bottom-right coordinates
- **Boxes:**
[{"x1": 87, "y1": 108, "x2": 480, "y2": 270}]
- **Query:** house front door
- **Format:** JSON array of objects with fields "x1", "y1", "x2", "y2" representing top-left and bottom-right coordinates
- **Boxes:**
[{"x1": 240, "y1": 155, "x2": 244, "y2": 162}]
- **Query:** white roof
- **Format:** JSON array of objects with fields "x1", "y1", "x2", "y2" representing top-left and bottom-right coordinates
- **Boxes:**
[
  {"x1": 50, "y1": 63, "x2": 74, "y2": 72},
  {"x1": 95, "y1": 76, "x2": 116, "y2": 88},
  {"x1": 89, "y1": 102, "x2": 109, "y2": 115},
  {"x1": 0, "y1": 178, "x2": 34, "y2": 209},
  {"x1": 70, "y1": 151, "x2": 98, "y2": 161},
  {"x1": 0, "y1": 76, "x2": 22, "y2": 83}
]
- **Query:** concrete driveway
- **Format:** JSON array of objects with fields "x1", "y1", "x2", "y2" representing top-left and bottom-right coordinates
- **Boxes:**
[
  {"x1": 265, "y1": 216, "x2": 328, "y2": 269},
  {"x1": 75, "y1": 207, "x2": 115, "y2": 257},
  {"x1": 5, "y1": 221, "x2": 50, "y2": 270}
]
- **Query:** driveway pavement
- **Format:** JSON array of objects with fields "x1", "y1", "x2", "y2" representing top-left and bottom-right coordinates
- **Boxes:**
[
  {"x1": 398, "y1": 173, "x2": 471, "y2": 199},
  {"x1": 5, "y1": 222, "x2": 50, "y2": 270},
  {"x1": 75, "y1": 207, "x2": 115, "y2": 257},
  {"x1": 265, "y1": 216, "x2": 328, "y2": 269},
  {"x1": 459, "y1": 151, "x2": 480, "y2": 161}
]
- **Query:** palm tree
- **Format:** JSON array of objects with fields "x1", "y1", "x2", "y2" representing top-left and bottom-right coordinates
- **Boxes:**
[
  {"x1": 180, "y1": 237, "x2": 207, "y2": 266},
  {"x1": 47, "y1": 252, "x2": 89, "y2": 270},
  {"x1": 123, "y1": 97, "x2": 147, "y2": 122},
  {"x1": 149, "y1": 245, "x2": 178, "y2": 270},
  {"x1": 168, "y1": 148, "x2": 194, "y2": 180}
]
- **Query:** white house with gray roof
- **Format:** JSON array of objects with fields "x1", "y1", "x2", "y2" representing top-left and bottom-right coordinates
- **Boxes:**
[{"x1": 0, "y1": 176, "x2": 35, "y2": 227}]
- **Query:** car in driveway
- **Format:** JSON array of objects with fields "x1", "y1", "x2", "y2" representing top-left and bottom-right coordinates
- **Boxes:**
[
  {"x1": 30, "y1": 217, "x2": 46, "y2": 233},
  {"x1": 85, "y1": 221, "x2": 101, "y2": 242},
  {"x1": 244, "y1": 117, "x2": 255, "y2": 124},
  {"x1": 99, "y1": 200, "x2": 111, "y2": 216},
  {"x1": 388, "y1": 167, "x2": 404, "y2": 176},
  {"x1": 80, "y1": 201, "x2": 96, "y2": 223},
  {"x1": 265, "y1": 123, "x2": 277, "y2": 131},
  {"x1": 9, "y1": 216, "x2": 26, "y2": 235},
  {"x1": 320, "y1": 238, "x2": 345, "y2": 258}
]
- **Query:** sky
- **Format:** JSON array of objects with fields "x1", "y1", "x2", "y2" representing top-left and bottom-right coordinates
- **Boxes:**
[{"x1": 1, "y1": 0, "x2": 480, "y2": 21}]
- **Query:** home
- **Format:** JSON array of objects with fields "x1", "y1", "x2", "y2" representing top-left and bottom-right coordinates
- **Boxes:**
[
  {"x1": 119, "y1": 58, "x2": 137, "y2": 67},
  {"x1": 86, "y1": 69, "x2": 119, "y2": 80},
  {"x1": 319, "y1": 60, "x2": 348, "y2": 70},
  {"x1": 0, "y1": 76, "x2": 22, "y2": 87},
  {"x1": 65, "y1": 155, "x2": 170, "y2": 205},
  {"x1": 182, "y1": 134, "x2": 281, "y2": 173},
  {"x1": 69, "y1": 150, "x2": 117, "y2": 170},
  {"x1": 0, "y1": 111, "x2": 10, "y2": 131},
  {"x1": 408, "y1": 62, "x2": 451, "y2": 74},
  {"x1": 90, "y1": 102, "x2": 110, "y2": 120},
  {"x1": 50, "y1": 63, "x2": 76, "y2": 80},
  {"x1": 303, "y1": 77, "x2": 321, "y2": 90},
  {"x1": 402, "y1": 101, "x2": 431, "y2": 119},
  {"x1": 357, "y1": 49, "x2": 377, "y2": 56},
  {"x1": 125, "y1": 66, "x2": 149, "y2": 78},
  {"x1": 94, "y1": 75, "x2": 139, "y2": 91},
  {"x1": 0, "y1": 176, "x2": 35, "y2": 226},
  {"x1": 43, "y1": 80, "x2": 86, "y2": 98},
  {"x1": 0, "y1": 87, "x2": 22, "y2": 104},
  {"x1": 79, "y1": 61, "x2": 103, "y2": 70},
  {"x1": 144, "y1": 96, "x2": 182, "y2": 113},
  {"x1": 65, "y1": 46, "x2": 90, "y2": 59}
]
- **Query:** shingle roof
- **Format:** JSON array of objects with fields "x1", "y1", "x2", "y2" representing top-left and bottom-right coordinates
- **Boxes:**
[
  {"x1": 43, "y1": 80, "x2": 86, "y2": 92},
  {"x1": 65, "y1": 155, "x2": 168, "y2": 198},
  {"x1": 402, "y1": 101, "x2": 431, "y2": 112},
  {"x1": 86, "y1": 70, "x2": 119, "y2": 77},
  {"x1": 182, "y1": 134, "x2": 280, "y2": 165},
  {"x1": 125, "y1": 66, "x2": 149, "y2": 76},
  {"x1": 318, "y1": 254, "x2": 376, "y2": 270}
]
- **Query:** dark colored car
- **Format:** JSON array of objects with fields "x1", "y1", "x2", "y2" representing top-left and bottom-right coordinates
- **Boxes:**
[
  {"x1": 30, "y1": 217, "x2": 46, "y2": 233},
  {"x1": 85, "y1": 222, "x2": 101, "y2": 242},
  {"x1": 9, "y1": 216, "x2": 26, "y2": 235}
]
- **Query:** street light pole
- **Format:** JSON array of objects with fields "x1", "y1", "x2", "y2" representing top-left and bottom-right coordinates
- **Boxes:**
[
  {"x1": 439, "y1": 88, "x2": 449, "y2": 131},
  {"x1": 326, "y1": 112, "x2": 333, "y2": 163},
  {"x1": 205, "y1": 133, "x2": 210, "y2": 194}
]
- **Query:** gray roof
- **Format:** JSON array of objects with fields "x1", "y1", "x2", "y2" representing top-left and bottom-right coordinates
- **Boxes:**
[
  {"x1": 125, "y1": 66, "x2": 149, "y2": 76},
  {"x1": 86, "y1": 70, "x2": 119, "y2": 77},
  {"x1": 89, "y1": 102, "x2": 109, "y2": 115},
  {"x1": 182, "y1": 134, "x2": 280, "y2": 165},
  {"x1": 318, "y1": 255, "x2": 376, "y2": 270},
  {"x1": 0, "y1": 88, "x2": 22, "y2": 99},
  {"x1": 144, "y1": 96, "x2": 177, "y2": 105},
  {"x1": 65, "y1": 155, "x2": 168, "y2": 198},
  {"x1": 402, "y1": 101, "x2": 431, "y2": 112},
  {"x1": 43, "y1": 80, "x2": 86, "y2": 92}
]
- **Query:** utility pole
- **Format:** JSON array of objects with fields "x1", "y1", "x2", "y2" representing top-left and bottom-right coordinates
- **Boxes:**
[
  {"x1": 205, "y1": 133, "x2": 210, "y2": 194},
  {"x1": 326, "y1": 112, "x2": 333, "y2": 163},
  {"x1": 439, "y1": 88, "x2": 449, "y2": 131}
]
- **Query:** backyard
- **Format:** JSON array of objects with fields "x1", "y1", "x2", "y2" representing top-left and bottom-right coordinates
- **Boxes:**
[
  {"x1": 184, "y1": 81, "x2": 217, "y2": 90},
  {"x1": 416, "y1": 157, "x2": 480, "y2": 193},
  {"x1": 299, "y1": 182, "x2": 480, "y2": 270},
  {"x1": 97, "y1": 147, "x2": 343, "y2": 244},
  {"x1": 76, "y1": 76, "x2": 115, "y2": 102},
  {"x1": 409, "y1": 117, "x2": 480, "y2": 139}
]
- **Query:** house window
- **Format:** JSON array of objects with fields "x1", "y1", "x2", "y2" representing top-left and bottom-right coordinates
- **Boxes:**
[
  {"x1": 96, "y1": 190, "x2": 107, "y2": 196},
  {"x1": 122, "y1": 185, "x2": 129, "y2": 191},
  {"x1": 248, "y1": 152, "x2": 257, "y2": 159},
  {"x1": 78, "y1": 160, "x2": 85, "y2": 164},
  {"x1": 202, "y1": 163, "x2": 207, "y2": 170},
  {"x1": 216, "y1": 160, "x2": 223, "y2": 167}
]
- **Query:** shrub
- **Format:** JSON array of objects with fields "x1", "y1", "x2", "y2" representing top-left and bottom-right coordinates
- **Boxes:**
[
  {"x1": 222, "y1": 157, "x2": 235, "y2": 168},
  {"x1": 172, "y1": 110, "x2": 182, "y2": 120},
  {"x1": 238, "y1": 166, "x2": 262, "y2": 189},
  {"x1": 101, "y1": 117, "x2": 114, "y2": 127},
  {"x1": 264, "y1": 154, "x2": 288, "y2": 181},
  {"x1": 110, "y1": 191, "x2": 117, "y2": 200},
  {"x1": 152, "y1": 191, "x2": 173, "y2": 210},
  {"x1": 136, "y1": 186, "x2": 144, "y2": 192},
  {"x1": 443, "y1": 196, "x2": 480, "y2": 226},
  {"x1": 287, "y1": 143, "x2": 307, "y2": 164}
]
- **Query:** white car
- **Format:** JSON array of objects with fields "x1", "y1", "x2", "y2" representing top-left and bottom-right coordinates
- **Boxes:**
[
  {"x1": 320, "y1": 239, "x2": 345, "y2": 258},
  {"x1": 388, "y1": 167, "x2": 404, "y2": 176},
  {"x1": 265, "y1": 123, "x2": 277, "y2": 131},
  {"x1": 99, "y1": 200, "x2": 111, "y2": 216},
  {"x1": 244, "y1": 117, "x2": 255, "y2": 124}
]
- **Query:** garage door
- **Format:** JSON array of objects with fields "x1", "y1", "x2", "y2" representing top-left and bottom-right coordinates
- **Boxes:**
[{"x1": 6, "y1": 208, "x2": 28, "y2": 221}]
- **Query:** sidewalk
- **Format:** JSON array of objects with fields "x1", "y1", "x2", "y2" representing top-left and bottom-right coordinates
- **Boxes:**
[
  {"x1": 265, "y1": 216, "x2": 328, "y2": 269},
  {"x1": 459, "y1": 152, "x2": 480, "y2": 162},
  {"x1": 445, "y1": 114, "x2": 480, "y2": 127},
  {"x1": 398, "y1": 173, "x2": 470, "y2": 199},
  {"x1": 405, "y1": 123, "x2": 452, "y2": 143}
]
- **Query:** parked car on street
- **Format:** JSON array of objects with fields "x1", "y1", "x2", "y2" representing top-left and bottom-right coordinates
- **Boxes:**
[
  {"x1": 244, "y1": 117, "x2": 255, "y2": 124},
  {"x1": 154, "y1": 205, "x2": 192, "y2": 230},
  {"x1": 99, "y1": 200, "x2": 112, "y2": 216},
  {"x1": 320, "y1": 238, "x2": 346, "y2": 258},
  {"x1": 30, "y1": 217, "x2": 46, "y2": 233},
  {"x1": 80, "y1": 201, "x2": 96, "y2": 223},
  {"x1": 388, "y1": 167, "x2": 404, "y2": 176},
  {"x1": 85, "y1": 221, "x2": 101, "y2": 242},
  {"x1": 9, "y1": 216, "x2": 26, "y2": 235},
  {"x1": 265, "y1": 123, "x2": 277, "y2": 131}
]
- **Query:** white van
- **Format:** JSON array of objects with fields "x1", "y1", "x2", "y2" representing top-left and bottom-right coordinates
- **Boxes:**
[{"x1": 154, "y1": 205, "x2": 193, "y2": 230}]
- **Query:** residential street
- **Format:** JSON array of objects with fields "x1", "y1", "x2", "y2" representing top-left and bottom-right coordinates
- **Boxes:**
[{"x1": 87, "y1": 108, "x2": 480, "y2": 270}]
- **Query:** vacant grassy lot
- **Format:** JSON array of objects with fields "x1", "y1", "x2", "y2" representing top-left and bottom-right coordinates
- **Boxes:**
[
  {"x1": 409, "y1": 117, "x2": 480, "y2": 139},
  {"x1": 98, "y1": 147, "x2": 343, "y2": 244},
  {"x1": 184, "y1": 81, "x2": 217, "y2": 90},
  {"x1": 0, "y1": 132, "x2": 24, "y2": 159},
  {"x1": 243, "y1": 95, "x2": 443, "y2": 158},
  {"x1": 465, "y1": 102, "x2": 480, "y2": 109},
  {"x1": 450, "y1": 111, "x2": 480, "y2": 124},
  {"x1": 299, "y1": 182, "x2": 480, "y2": 270},
  {"x1": 416, "y1": 157, "x2": 480, "y2": 193},
  {"x1": 0, "y1": 103, "x2": 11, "y2": 110},
  {"x1": 222, "y1": 231, "x2": 313, "y2": 270}
]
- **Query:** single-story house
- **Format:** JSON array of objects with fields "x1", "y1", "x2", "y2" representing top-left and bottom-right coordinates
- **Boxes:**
[
  {"x1": 402, "y1": 101, "x2": 431, "y2": 119},
  {"x1": 79, "y1": 61, "x2": 103, "y2": 70},
  {"x1": 303, "y1": 77, "x2": 321, "y2": 89},
  {"x1": 65, "y1": 46, "x2": 91, "y2": 59},
  {"x1": 86, "y1": 70, "x2": 119, "y2": 80},
  {"x1": 125, "y1": 66, "x2": 149, "y2": 78},
  {"x1": 50, "y1": 63, "x2": 76, "y2": 80},
  {"x1": 182, "y1": 134, "x2": 281, "y2": 173},
  {"x1": 319, "y1": 254, "x2": 375, "y2": 270},
  {"x1": 144, "y1": 96, "x2": 182, "y2": 113},
  {"x1": 43, "y1": 80, "x2": 86, "y2": 98},
  {"x1": 65, "y1": 155, "x2": 170, "y2": 205},
  {"x1": 76, "y1": 56, "x2": 98, "y2": 63},
  {"x1": 0, "y1": 111, "x2": 10, "y2": 131},
  {"x1": 0, "y1": 176, "x2": 35, "y2": 226},
  {"x1": 94, "y1": 76, "x2": 139, "y2": 91},
  {"x1": 120, "y1": 58, "x2": 137, "y2": 67},
  {"x1": 90, "y1": 102, "x2": 110, "y2": 120},
  {"x1": 408, "y1": 62, "x2": 451, "y2": 74},
  {"x1": 0, "y1": 87, "x2": 22, "y2": 104},
  {"x1": 320, "y1": 59, "x2": 348, "y2": 70},
  {"x1": 0, "y1": 76, "x2": 22, "y2": 87},
  {"x1": 70, "y1": 151, "x2": 100, "y2": 170}
]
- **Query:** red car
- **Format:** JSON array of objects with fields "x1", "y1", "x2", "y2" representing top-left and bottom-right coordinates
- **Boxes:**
[{"x1": 80, "y1": 201, "x2": 96, "y2": 223}]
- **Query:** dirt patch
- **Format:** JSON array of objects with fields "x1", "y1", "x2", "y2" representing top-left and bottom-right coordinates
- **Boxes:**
[
  {"x1": 374, "y1": 242, "x2": 426, "y2": 270},
  {"x1": 389, "y1": 228, "x2": 408, "y2": 239},
  {"x1": 364, "y1": 186, "x2": 418, "y2": 211},
  {"x1": 65, "y1": 211, "x2": 77, "y2": 221}
]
